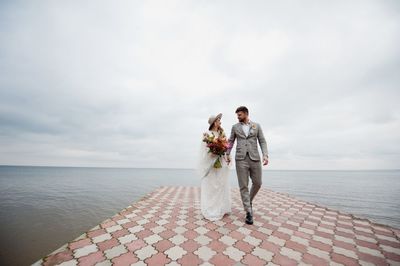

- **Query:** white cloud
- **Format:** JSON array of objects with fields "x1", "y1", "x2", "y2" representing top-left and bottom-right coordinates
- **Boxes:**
[{"x1": 0, "y1": 0, "x2": 399, "y2": 169}]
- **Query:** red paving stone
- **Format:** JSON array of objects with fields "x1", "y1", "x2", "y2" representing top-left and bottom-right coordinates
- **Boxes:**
[
  {"x1": 177, "y1": 253, "x2": 202, "y2": 265},
  {"x1": 97, "y1": 238, "x2": 119, "y2": 252},
  {"x1": 126, "y1": 239, "x2": 147, "y2": 252},
  {"x1": 302, "y1": 252, "x2": 329, "y2": 265},
  {"x1": 209, "y1": 253, "x2": 236, "y2": 266},
  {"x1": 78, "y1": 251, "x2": 106, "y2": 266},
  {"x1": 242, "y1": 253, "x2": 266, "y2": 266},
  {"x1": 145, "y1": 252, "x2": 170, "y2": 265},
  {"x1": 32, "y1": 186, "x2": 400, "y2": 265}
]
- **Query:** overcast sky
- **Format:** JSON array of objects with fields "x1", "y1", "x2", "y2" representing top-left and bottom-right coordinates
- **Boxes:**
[{"x1": 0, "y1": 0, "x2": 399, "y2": 170}]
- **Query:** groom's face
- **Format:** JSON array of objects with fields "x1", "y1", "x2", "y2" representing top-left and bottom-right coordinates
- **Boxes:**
[{"x1": 236, "y1": 111, "x2": 248, "y2": 122}]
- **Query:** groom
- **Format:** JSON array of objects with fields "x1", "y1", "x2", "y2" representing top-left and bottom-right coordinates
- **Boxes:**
[{"x1": 226, "y1": 106, "x2": 269, "y2": 225}]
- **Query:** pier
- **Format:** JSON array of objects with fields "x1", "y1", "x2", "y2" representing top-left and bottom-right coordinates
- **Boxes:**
[{"x1": 32, "y1": 186, "x2": 400, "y2": 265}]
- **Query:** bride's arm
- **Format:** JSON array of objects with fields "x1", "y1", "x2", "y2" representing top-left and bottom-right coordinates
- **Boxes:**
[
  {"x1": 196, "y1": 133, "x2": 217, "y2": 177},
  {"x1": 226, "y1": 125, "x2": 236, "y2": 157}
]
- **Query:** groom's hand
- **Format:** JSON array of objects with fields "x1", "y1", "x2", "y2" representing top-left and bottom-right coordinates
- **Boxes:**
[{"x1": 263, "y1": 157, "x2": 269, "y2": 166}]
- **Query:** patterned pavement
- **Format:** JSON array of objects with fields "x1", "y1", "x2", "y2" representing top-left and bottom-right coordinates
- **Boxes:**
[{"x1": 32, "y1": 186, "x2": 400, "y2": 266}]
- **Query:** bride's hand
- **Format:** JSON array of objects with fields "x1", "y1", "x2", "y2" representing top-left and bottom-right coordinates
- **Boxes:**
[{"x1": 226, "y1": 155, "x2": 231, "y2": 164}]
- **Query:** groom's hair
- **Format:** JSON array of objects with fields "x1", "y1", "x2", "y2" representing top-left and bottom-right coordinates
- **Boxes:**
[{"x1": 235, "y1": 106, "x2": 248, "y2": 114}]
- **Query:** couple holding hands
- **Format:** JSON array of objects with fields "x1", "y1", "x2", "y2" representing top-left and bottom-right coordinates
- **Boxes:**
[{"x1": 198, "y1": 106, "x2": 269, "y2": 225}]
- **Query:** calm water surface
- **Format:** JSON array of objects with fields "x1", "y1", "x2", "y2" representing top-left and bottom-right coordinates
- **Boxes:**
[{"x1": 0, "y1": 166, "x2": 399, "y2": 265}]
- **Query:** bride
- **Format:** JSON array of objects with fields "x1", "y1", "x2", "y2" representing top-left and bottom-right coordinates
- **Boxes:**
[{"x1": 197, "y1": 113, "x2": 232, "y2": 221}]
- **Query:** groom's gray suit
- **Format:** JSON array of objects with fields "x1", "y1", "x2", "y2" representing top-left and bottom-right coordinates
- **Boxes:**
[{"x1": 227, "y1": 121, "x2": 268, "y2": 213}]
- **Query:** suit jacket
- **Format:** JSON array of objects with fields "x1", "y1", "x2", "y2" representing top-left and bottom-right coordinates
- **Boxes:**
[{"x1": 227, "y1": 121, "x2": 269, "y2": 161}]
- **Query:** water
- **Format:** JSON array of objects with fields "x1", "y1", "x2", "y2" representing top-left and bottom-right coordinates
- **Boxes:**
[{"x1": 0, "y1": 166, "x2": 399, "y2": 265}]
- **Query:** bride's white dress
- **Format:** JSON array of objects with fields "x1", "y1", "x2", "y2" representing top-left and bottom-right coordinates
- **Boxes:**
[{"x1": 197, "y1": 130, "x2": 232, "y2": 221}]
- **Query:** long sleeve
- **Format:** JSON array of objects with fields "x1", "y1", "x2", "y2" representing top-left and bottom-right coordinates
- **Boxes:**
[
  {"x1": 226, "y1": 125, "x2": 236, "y2": 156},
  {"x1": 257, "y1": 123, "x2": 269, "y2": 159},
  {"x1": 196, "y1": 134, "x2": 212, "y2": 178}
]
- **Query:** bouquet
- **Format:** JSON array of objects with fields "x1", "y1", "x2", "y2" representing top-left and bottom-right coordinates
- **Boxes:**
[{"x1": 202, "y1": 131, "x2": 231, "y2": 168}]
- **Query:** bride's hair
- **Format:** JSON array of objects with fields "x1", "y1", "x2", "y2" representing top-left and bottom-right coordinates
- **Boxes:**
[{"x1": 209, "y1": 122, "x2": 224, "y2": 134}]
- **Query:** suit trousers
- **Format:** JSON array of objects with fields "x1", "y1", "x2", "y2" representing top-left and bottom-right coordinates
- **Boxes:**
[{"x1": 235, "y1": 153, "x2": 262, "y2": 213}]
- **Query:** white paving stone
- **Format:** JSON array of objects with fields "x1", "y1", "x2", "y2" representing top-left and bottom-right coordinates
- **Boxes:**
[
  {"x1": 104, "y1": 244, "x2": 127, "y2": 259},
  {"x1": 165, "y1": 246, "x2": 187, "y2": 260},
  {"x1": 155, "y1": 219, "x2": 169, "y2": 226},
  {"x1": 354, "y1": 226, "x2": 373, "y2": 234},
  {"x1": 259, "y1": 227, "x2": 273, "y2": 235},
  {"x1": 144, "y1": 234, "x2": 162, "y2": 245},
  {"x1": 93, "y1": 233, "x2": 112, "y2": 243},
  {"x1": 243, "y1": 235, "x2": 262, "y2": 246},
  {"x1": 128, "y1": 225, "x2": 144, "y2": 234},
  {"x1": 58, "y1": 260, "x2": 78, "y2": 266},
  {"x1": 313, "y1": 235, "x2": 333, "y2": 245},
  {"x1": 105, "y1": 225, "x2": 123, "y2": 233},
  {"x1": 237, "y1": 227, "x2": 252, "y2": 235},
  {"x1": 357, "y1": 246, "x2": 384, "y2": 257},
  {"x1": 116, "y1": 218, "x2": 130, "y2": 225},
  {"x1": 317, "y1": 227, "x2": 334, "y2": 235},
  {"x1": 216, "y1": 226, "x2": 230, "y2": 235},
  {"x1": 379, "y1": 244, "x2": 400, "y2": 255},
  {"x1": 173, "y1": 226, "x2": 188, "y2": 234},
  {"x1": 176, "y1": 219, "x2": 188, "y2": 226},
  {"x1": 169, "y1": 234, "x2": 187, "y2": 245},
  {"x1": 278, "y1": 227, "x2": 294, "y2": 236},
  {"x1": 220, "y1": 235, "x2": 237, "y2": 246},
  {"x1": 136, "y1": 219, "x2": 149, "y2": 225},
  {"x1": 195, "y1": 246, "x2": 217, "y2": 261},
  {"x1": 332, "y1": 246, "x2": 358, "y2": 259},
  {"x1": 269, "y1": 221, "x2": 282, "y2": 227},
  {"x1": 150, "y1": 225, "x2": 166, "y2": 234},
  {"x1": 134, "y1": 245, "x2": 157, "y2": 260},
  {"x1": 252, "y1": 246, "x2": 273, "y2": 261},
  {"x1": 95, "y1": 260, "x2": 112, "y2": 266},
  {"x1": 334, "y1": 235, "x2": 355, "y2": 244},
  {"x1": 223, "y1": 246, "x2": 246, "y2": 261},
  {"x1": 74, "y1": 244, "x2": 98, "y2": 258},
  {"x1": 298, "y1": 227, "x2": 314, "y2": 235},
  {"x1": 355, "y1": 234, "x2": 377, "y2": 243},
  {"x1": 336, "y1": 227, "x2": 354, "y2": 235},
  {"x1": 194, "y1": 226, "x2": 209, "y2": 235},
  {"x1": 307, "y1": 246, "x2": 330, "y2": 261},
  {"x1": 280, "y1": 246, "x2": 302, "y2": 261},
  {"x1": 118, "y1": 233, "x2": 137, "y2": 244},
  {"x1": 359, "y1": 261, "x2": 376, "y2": 266},
  {"x1": 290, "y1": 235, "x2": 309, "y2": 246},
  {"x1": 376, "y1": 234, "x2": 398, "y2": 242},
  {"x1": 194, "y1": 234, "x2": 212, "y2": 245},
  {"x1": 267, "y1": 235, "x2": 285, "y2": 246}
]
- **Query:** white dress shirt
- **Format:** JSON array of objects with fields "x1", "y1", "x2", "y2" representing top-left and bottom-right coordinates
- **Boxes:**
[{"x1": 241, "y1": 120, "x2": 251, "y2": 137}]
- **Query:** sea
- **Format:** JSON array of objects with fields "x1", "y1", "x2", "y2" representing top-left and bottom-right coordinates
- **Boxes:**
[{"x1": 0, "y1": 166, "x2": 399, "y2": 265}]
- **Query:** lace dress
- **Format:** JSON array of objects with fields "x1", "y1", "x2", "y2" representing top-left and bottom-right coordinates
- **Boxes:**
[{"x1": 197, "y1": 130, "x2": 232, "y2": 221}]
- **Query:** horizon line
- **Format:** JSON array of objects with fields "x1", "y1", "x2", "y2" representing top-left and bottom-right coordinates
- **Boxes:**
[{"x1": 0, "y1": 164, "x2": 399, "y2": 171}]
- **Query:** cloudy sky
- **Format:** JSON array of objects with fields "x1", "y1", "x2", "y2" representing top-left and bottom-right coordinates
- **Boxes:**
[{"x1": 0, "y1": 0, "x2": 399, "y2": 169}]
